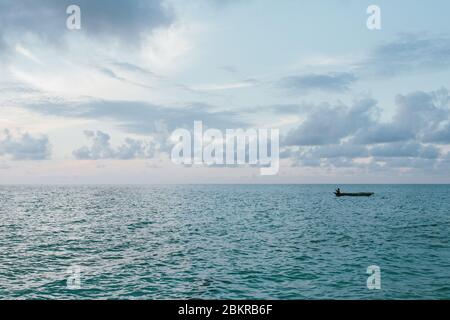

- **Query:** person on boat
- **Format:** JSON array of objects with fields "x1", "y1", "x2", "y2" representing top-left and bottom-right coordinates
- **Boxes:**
[{"x1": 335, "y1": 188, "x2": 341, "y2": 195}]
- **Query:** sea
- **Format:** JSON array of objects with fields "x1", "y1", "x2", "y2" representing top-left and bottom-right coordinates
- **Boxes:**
[{"x1": 0, "y1": 184, "x2": 449, "y2": 299}]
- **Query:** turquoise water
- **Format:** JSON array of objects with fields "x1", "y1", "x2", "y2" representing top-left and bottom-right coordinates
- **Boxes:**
[{"x1": 0, "y1": 185, "x2": 449, "y2": 299}]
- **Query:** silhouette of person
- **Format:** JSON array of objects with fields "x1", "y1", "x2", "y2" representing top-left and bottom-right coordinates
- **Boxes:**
[{"x1": 335, "y1": 188, "x2": 341, "y2": 195}]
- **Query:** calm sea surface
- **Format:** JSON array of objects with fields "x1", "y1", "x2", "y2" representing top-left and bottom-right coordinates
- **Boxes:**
[{"x1": 0, "y1": 185, "x2": 449, "y2": 299}]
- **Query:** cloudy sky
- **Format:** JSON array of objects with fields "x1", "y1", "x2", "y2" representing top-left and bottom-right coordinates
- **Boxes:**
[{"x1": 1, "y1": 0, "x2": 450, "y2": 184}]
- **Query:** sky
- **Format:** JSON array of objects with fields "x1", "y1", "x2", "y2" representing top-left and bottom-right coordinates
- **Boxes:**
[{"x1": 1, "y1": 0, "x2": 450, "y2": 184}]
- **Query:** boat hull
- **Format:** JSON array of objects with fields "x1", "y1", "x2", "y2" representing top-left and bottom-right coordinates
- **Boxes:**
[{"x1": 334, "y1": 192, "x2": 374, "y2": 197}]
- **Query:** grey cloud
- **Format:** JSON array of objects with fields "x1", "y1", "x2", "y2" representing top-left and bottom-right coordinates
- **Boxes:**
[
  {"x1": 285, "y1": 143, "x2": 368, "y2": 168},
  {"x1": 394, "y1": 90, "x2": 448, "y2": 135},
  {"x1": 268, "y1": 104, "x2": 313, "y2": 115},
  {"x1": 289, "y1": 151, "x2": 364, "y2": 169},
  {"x1": 19, "y1": 97, "x2": 249, "y2": 161},
  {"x1": 0, "y1": 162, "x2": 10, "y2": 169},
  {"x1": 23, "y1": 99, "x2": 248, "y2": 135},
  {"x1": 0, "y1": 82, "x2": 41, "y2": 94},
  {"x1": 282, "y1": 88, "x2": 450, "y2": 172},
  {"x1": 285, "y1": 149, "x2": 321, "y2": 167},
  {"x1": 284, "y1": 98, "x2": 376, "y2": 146},
  {"x1": 0, "y1": 129, "x2": 51, "y2": 160},
  {"x1": 353, "y1": 124, "x2": 413, "y2": 144},
  {"x1": 219, "y1": 65, "x2": 238, "y2": 74},
  {"x1": 96, "y1": 67, "x2": 153, "y2": 89},
  {"x1": 356, "y1": 89, "x2": 450, "y2": 144},
  {"x1": 300, "y1": 157, "x2": 322, "y2": 167},
  {"x1": 288, "y1": 141, "x2": 439, "y2": 170},
  {"x1": 279, "y1": 72, "x2": 357, "y2": 93},
  {"x1": 323, "y1": 157, "x2": 362, "y2": 168},
  {"x1": 423, "y1": 123, "x2": 450, "y2": 143},
  {"x1": 285, "y1": 88, "x2": 450, "y2": 148},
  {"x1": 362, "y1": 34, "x2": 450, "y2": 76},
  {"x1": 312, "y1": 143, "x2": 369, "y2": 159},
  {"x1": 373, "y1": 157, "x2": 439, "y2": 171},
  {"x1": 370, "y1": 142, "x2": 440, "y2": 159},
  {"x1": 243, "y1": 103, "x2": 312, "y2": 115},
  {"x1": 111, "y1": 62, "x2": 161, "y2": 78},
  {"x1": 97, "y1": 67, "x2": 127, "y2": 82},
  {"x1": 0, "y1": 0, "x2": 174, "y2": 51},
  {"x1": 73, "y1": 130, "x2": 156, "y2": 160},
  {"x1": 269, "y1": 104, "x2": 305, "y2": 114}
]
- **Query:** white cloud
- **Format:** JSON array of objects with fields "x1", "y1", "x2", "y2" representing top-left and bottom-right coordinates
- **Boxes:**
[
  {"x1": 140, "y1": 23, "x2": 198, "y2": 73},
  {"x1": 15, "y1": 44, "x2": 43, "y2": 65},
  {"x1": 0, "y1": 129, "x2": 51, "y2": 160},
  {"x1": 73, "y1": 130, "x2": 157, "y2": 160}
]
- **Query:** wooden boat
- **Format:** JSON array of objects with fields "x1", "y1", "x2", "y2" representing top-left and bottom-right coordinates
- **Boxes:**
[{"x1": 334, "y1": 192, "x2": 374, "y2": 197}]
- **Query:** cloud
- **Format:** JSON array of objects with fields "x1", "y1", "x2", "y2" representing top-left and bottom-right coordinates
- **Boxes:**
[
  {"x1": 192, "y1": 79, "x2": 258, "y2": 91},
  {"x1": 373, "y1": 157, "x2": 439, "y2": 171},
  {"x1": 73, "y1": 130, "x2": 156, "y2": 160},
  {"x1": 286, "y1": 140, "x2": 441, "y2": 171},
  {"x1": 284, "y1": 98, "x2": 376, "y2": 146},
  {"x1": 0, "y1": 0, "x2": 174, "y2": 52},
  {"x1": 95, "y1": 67, "x2": 153, "y2": 89},
  {"x1": 96, "y1": 67, "x2": 127, "y2": 82},
  {"x1": 219, "y1": 65, "x2": 238, "y2": 74},
  {"x1": 111, "y1": 62, "x2": 161, "y2": 78},
  {"x1": 287, "y1": 149, "x2": 365, "y2": 169},
  {"x1": 361, "y1": 34, "x2": 450, "y2": 76},
  {"x1": 0, "y1": 129, "x2": 51, "y2": 160},
  {"x1": 0, "y1": 82, "x2": 41, "y2": 94},
  {"x1": 355, "y1": 88, "x2": 450, "y2": 144},
  {"x1": 284, "y1": 88, "x2": 450, "y2": 148},
  {"x1": 423, "y1": 123, "x2": 450, "y2": 144},
  {"x1": 241, "y1": 103, "x2": 309, "y2": 116},
  {"x1": 269, "y1": 104, "x2": 307, "y2": 115},
  {"x1": 284, "y1": 142, "x2": 368, "y2": 168},
  {"x1": 22, "y1": 99, "x2": 248, "y2": 135},
  {"x1": 312, "y1": 143, "x2": 369, "y2": 159},
  {"x1": 281, "y1": 88, "x2": 450, "y2": 173},
  {"x1": 352, "y1": 124, "x2": 413, "y2": 144},
  {"x1": 370, "y1": 141, "x2": 440, "y2": 159},
  {"x1": 245, "y1": 103, "x2": 314, "y2": 115},
  {"x1": 0, "y1": 162, "x2": 10, "y2": 169},
  {"x1": 279, "y1": 72, "x2": 357, "y2": 93}
]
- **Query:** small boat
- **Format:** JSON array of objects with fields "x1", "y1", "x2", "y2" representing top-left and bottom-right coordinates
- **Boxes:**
[{"x1": 334, "y1": 192, "x2": 374, "y2": 197}]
